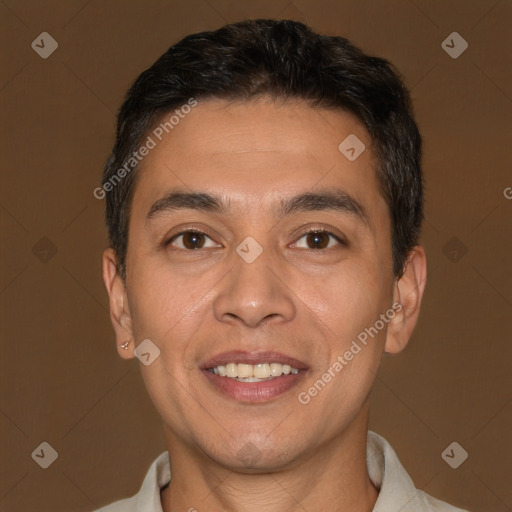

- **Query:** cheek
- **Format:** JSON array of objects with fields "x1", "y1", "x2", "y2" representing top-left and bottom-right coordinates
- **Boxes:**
[
  {"x1": 302, "y1": 258, "x2": 391, "y2": 345},
  {"x1": 296, "y1": 258, "x2": 391, "y2": 408},
  {"x1": 126, "y1": 262, "x2": 223, "y2": 381},
  {"x1": 126, "y1": 269, "x2": 208, "y2": 429},
  {"x1": 127, "y1": 261, "x2": 206, "y2": 338},
  {"x1": 297, "y1": 266, "x2": 389, "y2": 423}
]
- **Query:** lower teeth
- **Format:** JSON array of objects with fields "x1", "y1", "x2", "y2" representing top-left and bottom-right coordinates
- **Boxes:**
[
  {"x1": 235, "y1": 376, "x2": 275, "y2": 382},
  {"x1": 207, "y1": 369, "x2": 298, "y2": 380}
]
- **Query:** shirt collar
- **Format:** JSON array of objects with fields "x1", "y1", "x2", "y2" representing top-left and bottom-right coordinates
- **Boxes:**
[{"x1": 367, "y1": 431, "x2": 427, "y2": 511}]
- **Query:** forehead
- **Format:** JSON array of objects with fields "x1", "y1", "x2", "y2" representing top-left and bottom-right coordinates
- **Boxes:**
[{"x1": 131, "y1": 97, "x2": 387, "y2": 226}]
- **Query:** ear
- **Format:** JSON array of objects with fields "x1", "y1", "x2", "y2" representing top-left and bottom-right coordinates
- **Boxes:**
[
  {"x1": 385, "y1": 246, "x2": 427, "y2": 354},
  {"x1": 102, "y1": 248, "x2": 135, "y2": 359}
]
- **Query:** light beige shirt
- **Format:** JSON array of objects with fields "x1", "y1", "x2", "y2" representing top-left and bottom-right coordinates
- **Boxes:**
[{"x1": 94, "y1": 431, "x2": 468, "y2": 512}]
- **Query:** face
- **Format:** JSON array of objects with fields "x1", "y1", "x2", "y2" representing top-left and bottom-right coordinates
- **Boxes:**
[{"x1": 103, "y1": 97, "x2": 426, "y2": 471}]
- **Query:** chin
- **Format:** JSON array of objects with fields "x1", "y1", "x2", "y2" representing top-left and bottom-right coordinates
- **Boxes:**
[{"x1": 201, "y1": 435, "x2": 305, "y2": 473}]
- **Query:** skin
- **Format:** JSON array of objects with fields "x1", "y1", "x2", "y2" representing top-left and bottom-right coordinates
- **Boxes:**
[{"x1": 102, "y1": 97, "x2": 427, "y2": 512}]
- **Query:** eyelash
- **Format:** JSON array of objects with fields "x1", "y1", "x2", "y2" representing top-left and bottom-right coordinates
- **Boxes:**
[{"x1": 166, "y1": 227, "x2": 345, "y2": 250}]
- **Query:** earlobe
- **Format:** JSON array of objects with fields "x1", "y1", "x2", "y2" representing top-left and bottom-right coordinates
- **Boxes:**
[
  {"x1": 102, "y1": 248, "x2": 135, "y2": 360},
  {"x1": 384, "y1": 246, "x2": 427, "y2": 355}
]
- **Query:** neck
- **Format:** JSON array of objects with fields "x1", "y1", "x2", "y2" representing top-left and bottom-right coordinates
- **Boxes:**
[{"x1": 161, "y1": 403, "x2": 378, "y2": 512}]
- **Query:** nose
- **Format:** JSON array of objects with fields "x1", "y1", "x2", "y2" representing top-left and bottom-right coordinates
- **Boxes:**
[{"x1": 212, "y1": 246, "x2": 296, "y2": 328}]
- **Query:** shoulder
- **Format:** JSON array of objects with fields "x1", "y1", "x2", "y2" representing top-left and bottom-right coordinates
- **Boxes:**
[
  {"x1": 90, "y1": 450, "x2": 170, "y2": 512},
  {"x1": 419, "y1": 491, "x2": 471, "y2": 511},
  {"x1": 367, "y1": 431, "x2": 470, "y2": 512}
]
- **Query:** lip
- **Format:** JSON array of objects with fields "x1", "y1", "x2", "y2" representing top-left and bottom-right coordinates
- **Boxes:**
[
  {"x1": 200, "y1": 350, "x2": 309, "y2": 370},
  {"x1": 200, "y1": 350, "x2": 309, "y2": 403},
  {"x1": 202, "y1": 369, "x2": 307, "y2": 402}
]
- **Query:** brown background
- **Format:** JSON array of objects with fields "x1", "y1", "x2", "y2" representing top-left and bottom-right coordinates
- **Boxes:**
[{"x1": 1, "y1": 1, "x2": 511, "y2": 511}]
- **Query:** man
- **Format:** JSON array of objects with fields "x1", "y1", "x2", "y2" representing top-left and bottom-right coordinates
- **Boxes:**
[{"x1": 97, "y1": 19, "x2": 468, "y2": 512}]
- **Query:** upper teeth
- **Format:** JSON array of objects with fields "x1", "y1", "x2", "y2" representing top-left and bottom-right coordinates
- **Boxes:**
[{"x1": 211, "y1": 363, "x2": 299, "y2": 379}]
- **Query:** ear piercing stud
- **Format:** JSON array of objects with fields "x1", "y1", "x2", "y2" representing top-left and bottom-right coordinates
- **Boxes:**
[{"x1": 120, "y1": 341, "x2": 130, "y2": 350}]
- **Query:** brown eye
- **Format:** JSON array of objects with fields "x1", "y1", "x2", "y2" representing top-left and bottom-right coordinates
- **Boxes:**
[
  {"x1": 306, "y1": 232, "x2": 330, "y2": 249},
  {"x1": 168, "y1": 230, "x2": 220, "y2": 250},
  {"x1": 294, "y1": 230, "x2": 343, "y2": 250},
  {"x1": 182, "y1": 232, "x2": 205, "y2": 249}
]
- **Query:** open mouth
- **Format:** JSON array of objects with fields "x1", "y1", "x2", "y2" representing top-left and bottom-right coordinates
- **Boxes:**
[
  {"x1": 201, "y1": 352, "x2": 308, "y2": 402},
  {"x1": 207, "y1": 362, "x2": 300, "y2": 382}
]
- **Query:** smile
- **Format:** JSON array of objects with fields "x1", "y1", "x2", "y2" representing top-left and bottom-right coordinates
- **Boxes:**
[{"x1": 208, "y1": 362, "x2": 300, "y2": 381}]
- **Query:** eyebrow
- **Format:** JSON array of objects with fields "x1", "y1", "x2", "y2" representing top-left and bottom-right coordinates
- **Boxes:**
[{"x1": 145, "y1": 188, "x2": 369, "y2": 226}]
